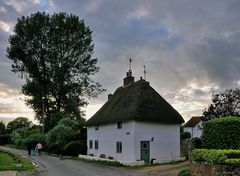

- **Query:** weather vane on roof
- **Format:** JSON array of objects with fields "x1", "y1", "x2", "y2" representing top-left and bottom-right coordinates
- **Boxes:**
[
  {"x1": 129, "y1": 57, "x2": 132, "y2": 71},
  {"x1": 143, "y1": 65, "x2": 146, "y2": 80}
]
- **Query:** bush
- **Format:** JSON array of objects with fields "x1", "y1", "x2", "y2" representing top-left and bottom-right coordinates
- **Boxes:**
[
  {"x1": 24, "y1": 133, "x2": 46, "y2": 148},
  {"x1": 15, "y1": 139, "x2": 24, "y2": 149},
  {"x1": 202, "y1": 116, "x2": 240, "y2": 149},
  {"x1": 46, "y1": 143, "x2": 62, "y2": 154},
  {"x1": 99, "y1": 154, "x2": 106, "y2": 158},
  {"x1": 178, "y1": 169, "x2": 190, "y2": 176},
  {"x1": 181, "y1": 132, "x2": 191, "y2": 140},
  {"x1": 46, "y1": 125, "x2": 73, "y2": 146},
  {"x1": 0, "y1": 134, "x2": 12, "y2": 145},
  {"x1": 192, "y1": 149, "x2": 240, "y2": 166},
  {"x1": 62, "y1": 140, "x2": 87, "y2": 156}
]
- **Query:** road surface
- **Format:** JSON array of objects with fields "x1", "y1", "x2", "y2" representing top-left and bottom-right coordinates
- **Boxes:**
[{"x1": 0, "y1": 146, "x2": 188, "y2": 176}]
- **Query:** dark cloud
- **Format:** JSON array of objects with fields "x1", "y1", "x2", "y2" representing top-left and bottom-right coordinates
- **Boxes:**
[{"x1": 0, "y1": 0, "x2": 240, "y2": 120}]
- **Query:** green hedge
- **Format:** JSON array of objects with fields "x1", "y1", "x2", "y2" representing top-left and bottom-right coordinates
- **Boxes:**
[
  {"x1": 202, "y1": 116, "x2": 240, "y2": 149},
  {"x1": 192, "y1": 149, "x2": 240, "y2": 166},
  {"x1": 62, "y1": 140, "x2": 87, "y2": 156}
]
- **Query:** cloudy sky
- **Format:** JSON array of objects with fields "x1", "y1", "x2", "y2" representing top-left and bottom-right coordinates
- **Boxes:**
[{"x1": 0, "y1": 0, "x2": 240, "y2": 123}]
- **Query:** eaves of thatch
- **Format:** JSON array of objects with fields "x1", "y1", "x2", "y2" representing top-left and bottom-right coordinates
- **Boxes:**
[{"x1": 86, "y1": 79, "x2": 184, "y2": 126}]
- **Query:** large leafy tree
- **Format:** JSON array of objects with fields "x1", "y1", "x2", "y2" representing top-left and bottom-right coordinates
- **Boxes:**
[
  {"x1": 6, "y1": 117, "x2": 32, "y2": 133},
  {"x1": 0, "y1": 121, "x2": 6, "y2": 135},
  {"x1": 203, "y1": 88, "x2": 240, "y2": 120},
  {"x1": 7, "y1": 12, "x2": 104, "y2": 131}
]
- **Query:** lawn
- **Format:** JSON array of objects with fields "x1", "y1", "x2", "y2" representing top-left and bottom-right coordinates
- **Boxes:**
[{"x1": 0, "y1": 150, "x2": 34, "y2": 171}]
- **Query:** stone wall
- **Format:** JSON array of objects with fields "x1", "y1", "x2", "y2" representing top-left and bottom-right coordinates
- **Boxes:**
[{"x1": 191, "y1": 162, "x2": 240, "y2": 176}]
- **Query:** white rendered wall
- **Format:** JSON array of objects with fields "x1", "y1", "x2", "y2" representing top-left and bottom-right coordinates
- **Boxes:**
[
  {"x1": 133, "y1": 121, "x2": 181, "y2": 162},
  {"x1": 184, "y1": 121, "x2": 202, "y2": 138},
  {"x1": 87, "y1": 121, "x2": 181, "y2": 163},
  {"x1": 87, "y1": 121, "x2": 136, "y2": 162}
]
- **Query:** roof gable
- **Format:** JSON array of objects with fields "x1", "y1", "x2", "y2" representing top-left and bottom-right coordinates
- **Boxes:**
[
  {"x1": 86, "y1": 79, "x2": 184, "y2": 126},
  {"x1": 183, "y1": 116, "x2": 202, "y2": 127}
]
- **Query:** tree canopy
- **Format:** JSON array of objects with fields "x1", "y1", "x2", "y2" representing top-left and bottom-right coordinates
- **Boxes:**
[
  {"x1": 6, "y1": 117, "x2": 32, "y2": 133},
  {"x1": 7, "y1": 12, "x2": 104, "y2": 131},
  {"x1": 203, "y1": 88, "x2": 240, "y2": 120}
]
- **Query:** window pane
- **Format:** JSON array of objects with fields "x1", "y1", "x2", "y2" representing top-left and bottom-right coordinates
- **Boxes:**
[
  {"x1": 116, "y1": 142, "x2": 122, "y2": 153},
  {"x1": 117, "y1": 122, "x2": 122, "y2": 129},
  {"x1": 89, "y1": 140, "x2": 93, "y2": 149},
  {"x1": 95, "y1": 125, "x2": 99, "y2": 131},
  {"x1": 95, "y1": 140, "x2": 98, "y2": 150}
]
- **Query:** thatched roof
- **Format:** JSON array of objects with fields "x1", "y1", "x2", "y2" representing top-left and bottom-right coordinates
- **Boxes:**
[
  {"x1": 86, "y1": 79, "x2": 184, "y2": 126},
  {"x1": 183, "y1": 116, "x2": 202, "y2": 127}
]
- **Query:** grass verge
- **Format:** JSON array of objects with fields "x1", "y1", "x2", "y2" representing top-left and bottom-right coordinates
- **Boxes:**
[
  {"x1": 0, "y1": 150, "x2": 34, "y2": 171},
  {"x1": 178, "y1": 168, "x2": 190, "y2": 176}
]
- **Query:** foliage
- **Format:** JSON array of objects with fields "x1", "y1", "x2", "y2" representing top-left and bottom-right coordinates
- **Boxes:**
[
  {"x1": 44, "y1": 112, "x2": 69, "y2": 132},
  {"x1": 201, "y1": 116, "x2": 240, "y2": 149},
  {"x1": 178, "y1": 169, "x2": 190, "y2": 176},
  {"x1": 99, "y1": 154, "x2": 106, "y2": 158},
  {"x1": 7, "y1": 12, "x2": 104, "y2": 129},
  {"x1": 10, "y1": 128, "x2": 28, "y2": 144},
  {"x1": 46, "y1": 143, "x2": 62, "y2": 154},
  {"x1": 191, "y1": 149, "x2": 240, "y2": 166},
  {"x1": 65, "y1": 130, "x2": 86, "y2": 143},
  {"x1": 203, "y1": 88, "x2": 240, "y2": 120},
  {"x1": 6, "y1": 117, "x2": 32, "y2": 133},
  {"x1": 180, "y1": 131, "x2": 191, "y2": 140},
  {"x1": 77, "y1": 157, "x2": 124, "y2": 167},
  {"x1": 62, "y1": 140, "x2": 87, "y2": 156},
  {"x1": 15, "y1": 139, "x2": 24, "y2": 148},
  {"x1": 58, "y1": 118, "x2": 78, "y2": 131},
  {"x1": 24, "y1": 133, "x2": 46, "y2": 147},
  {"x1": 46, "y1": 125, "x2": 73, "y2": 146},
  {"x1": 0, "y1": 134, "x2": 12, "y2": 145},
  {"x1": 0, "y1": 121, "x2": 6, "y2": 135}
]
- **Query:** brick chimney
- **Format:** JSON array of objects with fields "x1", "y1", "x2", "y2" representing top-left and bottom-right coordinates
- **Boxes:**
[
  {"x1": 123, "y1": 70, "x2": 134, "y2": 86},
  {"x1": 108, "y1": 93, "x2": 113, "y2": 100}
]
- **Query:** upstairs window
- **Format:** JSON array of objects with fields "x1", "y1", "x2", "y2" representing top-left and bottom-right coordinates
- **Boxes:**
[
  {"x1": 117, "y1": 122, "x2": 122, "y2": 129},
  {"x1": 95, "y1": 125, "x2": 99, "y2": 131},
  {"x1": 89, "y1": 140, "x2": 93, "y2": 149},
  {"x1": 116, "y1": 142, "x2": 122, "y2": 153}
]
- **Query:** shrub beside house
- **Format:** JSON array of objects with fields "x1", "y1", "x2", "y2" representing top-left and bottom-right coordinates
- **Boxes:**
[{"x1": 191, "y1": 117, "x2": 240, "y2": 176}]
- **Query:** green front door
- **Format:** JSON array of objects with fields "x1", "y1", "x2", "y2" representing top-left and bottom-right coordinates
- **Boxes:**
[{"x1": 140, "y1": 141, "x2": 150, "y2": 164}]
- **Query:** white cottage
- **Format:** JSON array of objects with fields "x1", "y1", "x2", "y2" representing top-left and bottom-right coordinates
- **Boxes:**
[
  {"x1": 183, "y1": 116, "x2": 203, "y2": 138},
  {"x1": 86, "y1": 70, "x2": 185, "y2": 165}
]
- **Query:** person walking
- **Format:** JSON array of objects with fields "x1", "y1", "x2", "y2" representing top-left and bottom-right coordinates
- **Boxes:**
[
  {"x1": 36, "y1": 142, "x2": 43, "y2": 155},
  {"x1": 27, "y1": 143, "x2": 31, "y2": 156}
]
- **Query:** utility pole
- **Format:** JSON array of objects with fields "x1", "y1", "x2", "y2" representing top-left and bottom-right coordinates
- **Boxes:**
[{"x1": 42, "y1": 97, "x2": 45, "y2": 134}]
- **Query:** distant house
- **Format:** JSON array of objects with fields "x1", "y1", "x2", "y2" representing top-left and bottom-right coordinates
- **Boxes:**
[
  {"x1": 183, "y1": 116, "x2": 203, "y2": 138},
  {"x1": 86, "y1": 70, "x2": 185, "y2": 165}
]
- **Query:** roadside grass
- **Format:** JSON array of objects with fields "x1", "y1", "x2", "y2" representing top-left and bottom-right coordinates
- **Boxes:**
[
  {"x1": 178, "y1": 168, "x2": 190, "y2": 176},
  {"x1": 0, "y1": 150, "x2": 34, "y2": 171}
]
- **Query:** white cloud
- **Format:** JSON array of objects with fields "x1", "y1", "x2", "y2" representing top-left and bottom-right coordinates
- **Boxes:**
[{"x1": 0, "y1": 21, "x2": 11, "y2": 33}]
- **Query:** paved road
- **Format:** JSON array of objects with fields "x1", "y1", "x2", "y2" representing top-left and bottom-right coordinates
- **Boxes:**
[
  {"x1": 0, "y1": 146, "x2": 188, "y2": 176},
  {"x1": 0, "y1": 146, "x2": 148, "y2": 176}
]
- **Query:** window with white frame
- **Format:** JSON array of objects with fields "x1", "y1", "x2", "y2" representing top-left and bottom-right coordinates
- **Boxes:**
[
  {"x1": 95, "y1": 140, "x2": 98, "y2": 150},
  {"x1": 95, "y1": 125, "x2": 99, "y2": 131},
  {"x1": 116, "y1": 142, "x2": 122, "y2": 153},
  {"x1": 89, "y1": 140, "x2": 93, "y2": 149},
  {"x1": 117, "y1": 122, "x2": 122, "y2": 129}
]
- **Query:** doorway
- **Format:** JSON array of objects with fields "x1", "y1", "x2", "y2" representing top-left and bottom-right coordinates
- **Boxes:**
[{"x1": 140, "y1": 141, "x2": 150, "y2": 164}]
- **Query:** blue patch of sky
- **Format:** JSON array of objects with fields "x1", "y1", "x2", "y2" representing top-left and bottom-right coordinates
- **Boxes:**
[{"x1": 39, "y1": 0, "x2": 48, "y2": 8}]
